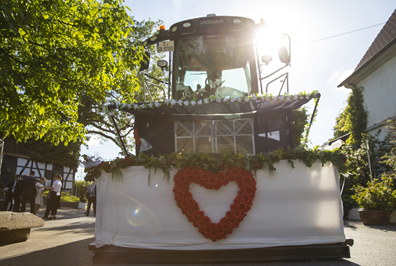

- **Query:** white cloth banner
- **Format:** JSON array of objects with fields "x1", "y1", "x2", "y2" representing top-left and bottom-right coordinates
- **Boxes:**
[{"x1": 95, "y1": 160, "x2": 346, "y2": 250}]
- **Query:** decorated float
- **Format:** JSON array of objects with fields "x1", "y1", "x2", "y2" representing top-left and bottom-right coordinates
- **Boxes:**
[{"x1": 88, "y1": 15, "x2": 353, "y2": 263}]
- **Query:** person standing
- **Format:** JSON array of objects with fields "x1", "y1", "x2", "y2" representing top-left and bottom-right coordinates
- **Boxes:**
[
  {"x1": 20, "y1": 171, "x2": 37, "y2": 213},
  {"x1": 3, "y1": 176, "x2": 18, "y2": 211},
  {"x1": 43, "y1": 174, "x2": 62, "y2": 220},
  {"x1": 13, "y1": 175, "x2": 24, "y2": 212},
  {"x1": 85, "y1": 182, "x2": 96, "y2": 217},
  {"x1": 34, "y1": 177, "x2": 46, "y2": 215}
]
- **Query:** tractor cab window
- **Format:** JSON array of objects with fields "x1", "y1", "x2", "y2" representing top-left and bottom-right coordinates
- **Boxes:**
[{"x1": 174, "y1": 35, "x2": 254, "y2": 100}]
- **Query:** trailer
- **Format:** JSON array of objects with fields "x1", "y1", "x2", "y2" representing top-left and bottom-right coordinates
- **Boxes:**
[{"x1": 89, "y1": 14, "x2": 352, "y2": 263}]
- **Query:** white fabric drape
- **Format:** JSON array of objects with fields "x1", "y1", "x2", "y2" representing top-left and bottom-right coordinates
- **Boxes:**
[{"x1": 95, "y1": 161, "x2": 345, "y2": 250}]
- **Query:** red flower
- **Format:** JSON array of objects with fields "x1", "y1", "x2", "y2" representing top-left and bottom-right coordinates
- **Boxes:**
[
  {"x1": 208, "y1": 176, "x2": 217, "y2": 188},
  {"x1": 125, "y1": 157, "x2": 130, "y2": 163},
  {"x1": 184, "y1": 169, "x2": 193, "y2": 177},
  {"x1": 200, "y1": 173, "x2": 209, "y2": 183},
  {"x1": 229, "y1": 168, "x2": 239, "y2": 177},
  {"x1": 243, "y1": 187, "x2": 254, "y2": 195},
  {"x1": 217, "y1": 172, "x2": 226, "y2": 183},
  {"x1": 176, "y1": 174, "x2": 188, "y2": 184}
]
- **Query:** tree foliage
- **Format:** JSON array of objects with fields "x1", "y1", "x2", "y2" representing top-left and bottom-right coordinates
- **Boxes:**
[
  {"x1": 333, "y1": 87, "x2": 367, "y2": 146},
  {"x1": 292, "y1": 107, "x2": 309, "y2": 147},
  {"x1": 340, "y1": 133, "x2": 393, "y2": 216},
  {"x1": 382, "y1": 117, "x2": 396, "y2": 168},
  {"x1": 79, "y1": 17, "x2": 166, "y2": 156},
  {"x1": 0, "y1": 0, "x2": 144, "y2": 145}
]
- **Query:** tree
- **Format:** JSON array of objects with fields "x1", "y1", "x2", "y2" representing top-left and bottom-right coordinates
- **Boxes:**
[
  {"x1": 333, "y1": 87, "x2": 367, "y2": 146},
  {"x1": 78, "y1": 17, "x2": 166, "y2": 155},
  {"x1": 0, "y1": 0, "x2": 144, "y2": 145}
]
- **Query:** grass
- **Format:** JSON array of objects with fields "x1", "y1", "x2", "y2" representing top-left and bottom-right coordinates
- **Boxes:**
[{"x1": 43, "y1": 191, "x2": 80, "y2": 202}]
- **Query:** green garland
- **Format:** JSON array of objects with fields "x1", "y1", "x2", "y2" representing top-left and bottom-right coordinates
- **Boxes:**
[{"x1": 84, "y1": 147, "x2": 347, "y2": 181}]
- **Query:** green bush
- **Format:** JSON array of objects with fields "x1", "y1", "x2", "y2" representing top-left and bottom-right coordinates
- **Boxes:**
[
  {"x1": 75, "y1": 180, "x2": 90, "y2": 203},
  {"x1": 352, "y1": 174, "x2": 396, "y2": 211},
  {"x1": 43, "y1": 191, "x2": 80, "y2": 202}
]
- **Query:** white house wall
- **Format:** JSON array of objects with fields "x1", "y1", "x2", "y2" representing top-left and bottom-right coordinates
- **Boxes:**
[{"x1": 357, "y1": 55, "x2": 396, "y2": 139}]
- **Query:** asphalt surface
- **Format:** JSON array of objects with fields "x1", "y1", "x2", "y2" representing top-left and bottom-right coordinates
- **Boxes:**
[{"x1": 0, "y1": 207, "x2": 395, "y2": 266}]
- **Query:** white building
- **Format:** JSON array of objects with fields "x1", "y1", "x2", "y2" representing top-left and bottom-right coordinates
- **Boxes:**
[
  {"x1": 0, "y1": 137, "x2": 76, "y2": 191},
  {"x1": 338, "y1": 9, "x2": 396, "y2": 140}
]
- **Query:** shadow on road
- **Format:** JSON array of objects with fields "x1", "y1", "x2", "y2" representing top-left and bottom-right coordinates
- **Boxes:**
[
  {"x1": 344, "y1": 221, "x2": 358, "y2": 230},
  {"x1": 362, "y1": 223, "x2": 396, "y2": 232},
  {"x1": 0, "y1": 238, "x2": 94, "y2": 266}
]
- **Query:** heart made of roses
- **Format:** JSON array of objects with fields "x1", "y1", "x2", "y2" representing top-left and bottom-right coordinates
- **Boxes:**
[{"x1": 173, "y1": 167, "x2": 257, "y2": 242}]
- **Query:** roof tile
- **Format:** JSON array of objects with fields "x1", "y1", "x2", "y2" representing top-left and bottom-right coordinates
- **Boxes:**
[{"x1": 355, "y1": 9, "x2": 396, "y2": 71}]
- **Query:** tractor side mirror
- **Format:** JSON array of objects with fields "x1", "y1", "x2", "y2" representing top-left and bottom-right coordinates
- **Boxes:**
[
  {"x1": 139, "y1": 51, "x2": 151, "y2": 71},
  {"x1": 278, "y1": 45, "x2": 290, "y2": 64}
]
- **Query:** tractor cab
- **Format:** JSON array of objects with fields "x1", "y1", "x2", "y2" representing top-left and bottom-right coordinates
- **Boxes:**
[{"x1": 109, "y1": 15, "x2": 318, "y2": 156}]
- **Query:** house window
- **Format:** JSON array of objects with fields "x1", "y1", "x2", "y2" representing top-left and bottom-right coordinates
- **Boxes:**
[{"x1": 175, "y1": 118, "x2": 255, "y2": 155}]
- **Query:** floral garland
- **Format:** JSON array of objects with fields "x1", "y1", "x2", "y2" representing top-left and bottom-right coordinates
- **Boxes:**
[
  {"x1": 84, "y1": 147, "x2": 347, "y2": 182},
  {"x1": 173, "y1": 167, "x2": 256, "y2": 242},
  {"x1": 106, "y1": 91, "x2": 319, "y2": 112},
  {"x1": 84, "y1": 148, "x2": 346, "y2": 182}
]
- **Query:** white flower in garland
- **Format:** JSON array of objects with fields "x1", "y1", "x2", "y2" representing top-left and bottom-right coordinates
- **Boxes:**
[
  {"x1": 306, "y1": 95, "x2": 310, "y2": 99},
  {"x1": 197, "y1": 99, "x2": 203, "y2": 105},
  {"x1": 154, "y1": 102, "x2": 160, "y2": 108},
  {"x1": 251, "y1": 94, "x2": 257, "y2": 101},
  {"x1": 293, "y1": 95, "x2": 298, "y2": 101},
  {"x1": 177, "y1": 99, "x2": 183, "y2": 106},
  {"x1": 286, "y1": 96, "x2": 291, "y2": 102},
  {"x1": 277, "y1": 96, "x2": 284, "y2": 102},
  {"x1": 170, "y1": 99, "x2": 177, "y2": 106},
  {"x1": 244, "y1": 97, "x2": 249, "y2": 103},
  {"x1": 216, "y1": 97, "x2": 222, "y2": 103},
  {"x1": 165, "y1": 99, "x2": 170, "y2": 105},
  {"x1": 127, "y1": 104, "x2": 132, "y2": 109},
  {"x1": 236, "y1": 96, "x2": 241, "y2": 103},
  {"x1": 148, "y1": 103, "x2": 153, "y2": 108},
  {"x1": 191, "y1": 100, "x2": 197, "y2": 106},
  {"x1": 184, "y1": 100, "x2": 189, "y2": 106},
  {"x1": 133, "y1": 104, "x2": 139, "y2": 109},
  {"x1": 204, "y1": 98, "x2": 209, "y2": 104},
  {"x1": 223, "y1": 97, "x2": 230, "y2": 103}
]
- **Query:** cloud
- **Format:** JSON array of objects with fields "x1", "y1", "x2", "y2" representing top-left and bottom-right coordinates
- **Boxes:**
[
  {"x1": 329, "y1": 69, "x2": 354, "y2": 86},
  {"x1": 86, "y1": 136, "x2": 101, "y2": 147}
]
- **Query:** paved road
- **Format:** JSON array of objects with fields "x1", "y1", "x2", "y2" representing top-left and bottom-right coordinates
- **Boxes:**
[{"x1": 0, "y1": 207, "x2": 395, "y2": 266}]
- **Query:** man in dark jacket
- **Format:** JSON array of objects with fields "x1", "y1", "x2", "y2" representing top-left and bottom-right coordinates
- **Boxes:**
[
  {"x1": 2, "y1": 176, "x2": 18, "y2": 211},
  {"x1": 85, "y1": 182, "x2": 96, "y2": 217},
  {"x1": 20, "y1": 171, "x2": 37, "y2": 213},
  {"x1": 13, "y1": 175, "x2": 24, "y2": 212}
]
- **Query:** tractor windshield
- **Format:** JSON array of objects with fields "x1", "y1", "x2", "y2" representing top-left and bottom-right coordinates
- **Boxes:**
[{"x1": 173, "y1": 34, "x2": 255, "y2": 100}]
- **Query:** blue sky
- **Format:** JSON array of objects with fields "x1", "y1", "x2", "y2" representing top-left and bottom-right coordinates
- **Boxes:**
[{"x1": 80, "y1": 0, "x2": 396, "y2": 163}]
